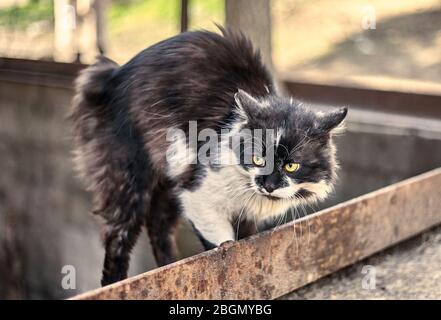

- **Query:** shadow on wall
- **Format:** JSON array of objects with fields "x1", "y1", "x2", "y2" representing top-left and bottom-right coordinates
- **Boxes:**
[{"x1": 296, "y1": 9, "x2": 441, "y2": 82}]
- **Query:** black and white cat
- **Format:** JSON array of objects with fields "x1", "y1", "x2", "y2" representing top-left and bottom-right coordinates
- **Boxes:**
[{"x1": 71, "y1": 28, "x2": 347, "y2": 286}]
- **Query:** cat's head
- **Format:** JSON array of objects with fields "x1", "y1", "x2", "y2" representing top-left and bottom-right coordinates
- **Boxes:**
[{"x1": 231, "y1": 89, "x2": 347, "y2": 204}]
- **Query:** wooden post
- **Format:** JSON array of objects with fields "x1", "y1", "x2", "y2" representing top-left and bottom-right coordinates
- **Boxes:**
[
  {"x1": 94, "y1": 0, "x2": 107, "y2": 54},
  {"x1": 53, "y1": 0, "x2": 78, "y2": 62},
  {"x1": 225, "y1": 0, "x2": 273, "y2": 73},
  {"x1": 180, "y1": 0, "x2": 189, "y2": 33}
]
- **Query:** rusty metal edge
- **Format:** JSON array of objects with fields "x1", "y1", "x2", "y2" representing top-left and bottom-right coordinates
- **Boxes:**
[
  {"x1": 0, "y1": 57, "x2": 86, "y2": 90},
  {"x1": 70, "y1": 167, "x2": 441, "y2": 300}
]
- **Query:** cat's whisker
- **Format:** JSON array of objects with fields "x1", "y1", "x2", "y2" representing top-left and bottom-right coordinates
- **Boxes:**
[
  {"x1": 299, "y1": 200, "x2": 307, "y2": 241},
  {"x1": 304, "y1": 205, "x2": 312, "y2": 249},
  {"x1": 288, "y1": 134, "x2": 310, "y2": 156},
  {"x1": 251, "y1": 192, "x2": 260, "y2": 234},
  {"x1": 276, "y1": 142, "x2": 290, "y2": 158},
  {"x1": 229, "y1": 187, "x2": 252, "y2": 202},
  {"x1": 289, "y1": 207, "x2": 299, "y2": 256},
  {"x1": 297, "y1": 193, "x2": 316, "y2": 249},
  {"x1": 297, "y1": 198, "x2": 309, "y2": 244},
  {"x1": 235, "y1": 191, "x2": 256, "y2": 240}
]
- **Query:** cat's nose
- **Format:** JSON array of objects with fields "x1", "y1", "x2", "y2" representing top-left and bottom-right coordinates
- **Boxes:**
[
  {"x1": 262, "y1": 173, "x2": 280, "y2": 193},
  {"x1": 263, "y1": 183, "x2": 277, "y2": 193}
]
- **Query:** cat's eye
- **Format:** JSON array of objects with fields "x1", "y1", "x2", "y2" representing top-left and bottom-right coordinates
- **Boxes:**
[
  {"x1": 284, "y1": 163, "x2": 300, "y2": 173},
  {"x1": 252, "y1": 155, "x2": 265, "y2": 167}
]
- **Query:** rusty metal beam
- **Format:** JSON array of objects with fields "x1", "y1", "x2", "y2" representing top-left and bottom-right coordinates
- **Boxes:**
[
  {"x1": 0, "y1": 58, "x2": 85, "y2": 89},
  {"x1": 71, "y1": 168, "x2": 441, "y2": 300},
  {"x1": 283, "y1": 77, "x2": 441, "y2": 119}
]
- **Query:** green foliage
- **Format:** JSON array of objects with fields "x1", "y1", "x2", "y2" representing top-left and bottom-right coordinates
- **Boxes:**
[
  {"x1": 106, "y1": 0, "x2": 224, "y2": 62},
  {"x1": 108, "y1": 0, "x2": 224, "y2": 31},
  {"x1": 0, "y1": 0, "x2": 53, "y2": 30},
  {"x1": 0, "y1": 0, "x2": 224, "y2": 32},
  {"x1": 109, "y1": 0, "x2": 179, "y2": 26}
]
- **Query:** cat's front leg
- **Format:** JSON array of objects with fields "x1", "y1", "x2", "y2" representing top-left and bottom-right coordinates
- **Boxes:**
[{"x1": 187, "y1": 213, "x2": 235, "y2": 250}]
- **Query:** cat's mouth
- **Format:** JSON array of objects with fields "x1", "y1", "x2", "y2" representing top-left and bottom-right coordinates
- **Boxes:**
[
  {"x1": 256, "y1": 187, "x2": 315, "y2": 201},
  {"x1": 261, "y1": 194, "x2": 280, "y2": 200},
  {"x1": 256, "y1": 188, "x2": 285, "y2": 200}
]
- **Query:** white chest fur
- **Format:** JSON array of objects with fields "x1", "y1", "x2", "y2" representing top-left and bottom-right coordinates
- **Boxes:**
[{"x1": 178, "y1": 166, "x2": 299, "y2": 245}]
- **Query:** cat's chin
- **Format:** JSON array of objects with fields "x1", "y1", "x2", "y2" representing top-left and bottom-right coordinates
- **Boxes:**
[
  {"x1": 256, "y1": 191, "x2": 292, "y2": 201},
  {"x1": 258, "y1": 191, "x2": 317, "y2": 203},
  {"x1": 260, "y1": 194, "x2": 281, "y2": 201}
]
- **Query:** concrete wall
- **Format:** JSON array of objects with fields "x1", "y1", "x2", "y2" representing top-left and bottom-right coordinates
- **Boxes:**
[{"x1": 1, "y1": 80, "x2": 441, "y2": 299}]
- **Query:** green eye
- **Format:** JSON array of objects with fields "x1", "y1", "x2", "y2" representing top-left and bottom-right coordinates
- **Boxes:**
[
  {"x1": 252, "y1": 155, "x2": 265, "y2": 167},
  {"x1": 285, "y1": 163, "x2": 300, "y2": 173}
]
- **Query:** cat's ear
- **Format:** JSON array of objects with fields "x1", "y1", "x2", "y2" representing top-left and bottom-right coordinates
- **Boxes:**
[
  {"x1": 234, "y1": 89, "x2": 261, "y2": 119},
  {"x1": 314, "y1": 107, "x2": 348, "y2": 134}
]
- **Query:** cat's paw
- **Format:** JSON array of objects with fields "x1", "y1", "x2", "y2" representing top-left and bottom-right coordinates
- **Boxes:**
[{"x1": 219, "y1": 240, "x2": 235, "y2": 249}]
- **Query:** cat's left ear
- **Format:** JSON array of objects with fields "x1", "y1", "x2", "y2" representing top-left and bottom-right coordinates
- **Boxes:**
[
  {"x1": 234, "y1": 89, "x2": 261, "y2": 119},
  {"x1": 315, "y1": 107, "x2": 348, "y2": 134}
]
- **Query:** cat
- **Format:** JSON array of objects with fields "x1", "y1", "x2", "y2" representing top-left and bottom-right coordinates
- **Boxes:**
[{"x1": 71, "y1": 28, "x2": 347, "y2": 286}]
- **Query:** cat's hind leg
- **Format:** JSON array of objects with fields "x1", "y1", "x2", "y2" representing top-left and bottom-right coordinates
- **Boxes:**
[
  {"x1": 97, "y1": 157, "x2": 154, "y2": 286},
  {"x1": 74, "y1": 140, "x2": 154, "y2": 286},
  {"x1": 145, "y1": 181, "x2": 181, "y2": 267}
]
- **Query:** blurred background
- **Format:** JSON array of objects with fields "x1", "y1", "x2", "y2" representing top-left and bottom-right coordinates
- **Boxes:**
[
  {"x1": 1, "y1": 0, "x2": 441, "y2": 300},
  {"x1": 2, "y1": 0, "x2": 441, "y2": 81}
]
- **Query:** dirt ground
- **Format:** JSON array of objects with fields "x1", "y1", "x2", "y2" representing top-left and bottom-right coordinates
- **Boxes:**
[{"x1": 282, "y1": 225, "x2": 441, "y2": 299}]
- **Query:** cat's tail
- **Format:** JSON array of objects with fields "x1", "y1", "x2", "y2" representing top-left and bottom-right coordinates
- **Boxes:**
[
  {"x1": 70, "y1": 55, "x2": 119, "y2": 186},
  {"x1": 72, "y1": 55, "x2": 119, "y2": 114}
]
